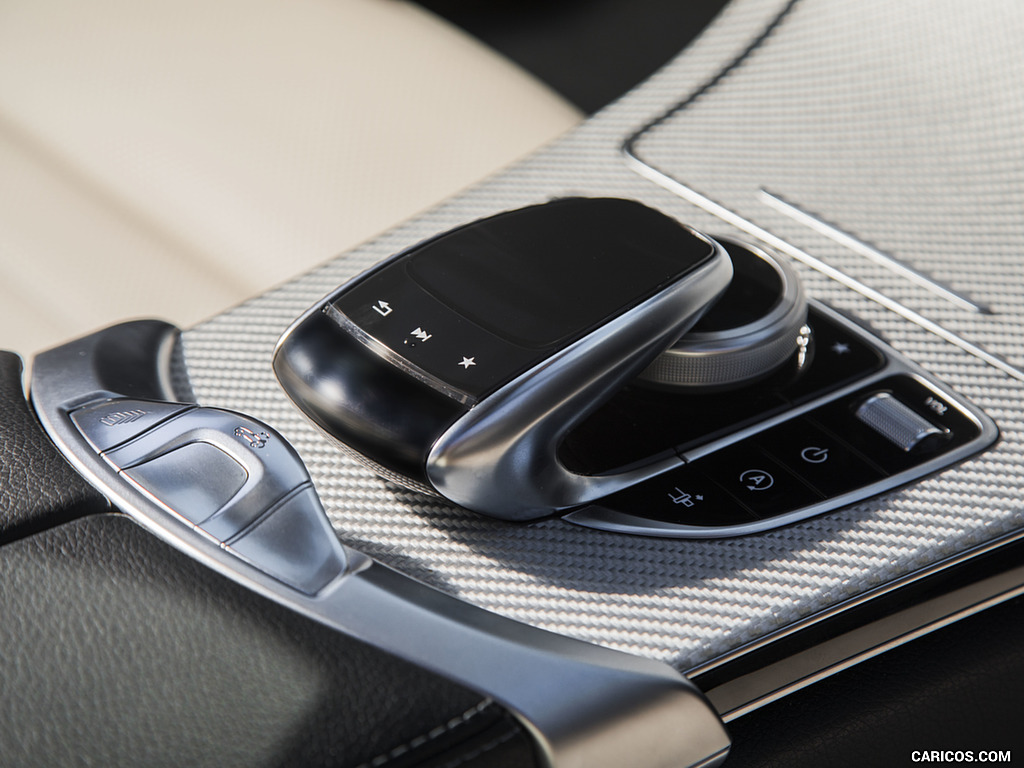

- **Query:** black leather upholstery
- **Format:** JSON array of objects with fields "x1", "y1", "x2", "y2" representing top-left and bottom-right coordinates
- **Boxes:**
[
  {"x1": 0, "y1": 350, "x2": 537, "y2": 767},
  {"x1": 0, "y1": 351, "x2": 109, "y2": 543},
  {"x1": 724, "y1": 594, "x2": 1024, "y2": 766},
  {"x1": 0, "y1": 514, "x2": 537, "y2": 768}
]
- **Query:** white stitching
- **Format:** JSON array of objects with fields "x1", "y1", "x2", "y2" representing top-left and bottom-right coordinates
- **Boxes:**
[
  {"x1": 437, "y1": 727, "x2": 519, "y2": 768},
  {"x1": 355, "y1": 698, "x2": 495, "y2": 768}
]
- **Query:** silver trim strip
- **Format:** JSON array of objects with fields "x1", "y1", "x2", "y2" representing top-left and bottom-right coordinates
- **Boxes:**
[
  {"x1": 691, "y1": 526, "x2": 1024, "y2": 678},
  {"x1": 30, "y1": 321, "x2": 730, "y2": 768},
  {"x1": 620, "y1": 149, "x2": 1024, "y2": 384},
  {"x1": 719, "y1": 577, "x2": 1024, "y2": 722},
  {"x1": 759, "y1": 189, "x2": 992, "y2": 315},
  {"x1": 692, "y1": 528, "x2": 1024, "y2": 721}
]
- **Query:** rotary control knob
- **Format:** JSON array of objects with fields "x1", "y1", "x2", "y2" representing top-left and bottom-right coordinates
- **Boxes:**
[{"x1": 638, "y1": 237, "x2": 808, "y2": 391}]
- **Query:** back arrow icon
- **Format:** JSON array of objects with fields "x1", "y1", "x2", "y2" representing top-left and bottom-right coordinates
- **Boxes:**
[{"x1": 373, "y1": 300, "x2": 393, "y2": 317}]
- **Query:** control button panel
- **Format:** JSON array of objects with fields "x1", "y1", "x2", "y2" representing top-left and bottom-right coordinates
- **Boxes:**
[
  {"x1": 70, "y1": 398, "x2": 346, "y2": 593},
  {"x1": 333, "y1": 266, "x2": 539, "y2": 400},
  {"x1": 568, "y1": 328, "x2": 998, "y2": 538},
  {"x1": 751, "y1": 418, "x2": 885, "y2": 499},
  {"x1": 592, "y1": 465, "x2": 758, "y2": 527},
  {"x1": 561, "y1": 303, "x2": 886, "y2": 475},
  {"x1": 697, "y1": 445, "x2": 822, "y2": 519}
]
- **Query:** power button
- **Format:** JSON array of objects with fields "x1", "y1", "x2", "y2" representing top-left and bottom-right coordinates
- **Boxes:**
[{"x1": 752, "y1": 417, "x2": 885, "y2": 498}]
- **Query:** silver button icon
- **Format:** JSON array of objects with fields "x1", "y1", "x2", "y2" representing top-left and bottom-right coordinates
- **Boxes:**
[
  {"x1": 739, "y1": 469, "x2": 774, "y2": 491},
  {"x1": 800, "y1": 446, "x2": 830, "y2": 464}
]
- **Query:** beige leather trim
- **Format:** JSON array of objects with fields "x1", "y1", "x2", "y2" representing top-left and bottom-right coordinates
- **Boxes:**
[{"x1": 0, "y1": 0, "x2": 581, "y2": 355}]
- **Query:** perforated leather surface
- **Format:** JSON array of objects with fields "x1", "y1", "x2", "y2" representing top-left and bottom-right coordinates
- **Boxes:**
[{"x1": 182, "y1": 0, "x2": 1024, "y2": 672}]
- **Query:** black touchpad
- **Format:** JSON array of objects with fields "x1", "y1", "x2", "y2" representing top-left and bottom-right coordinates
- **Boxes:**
[{"x1": 407, "y1": 197, "x2": 714, "y2": 348}]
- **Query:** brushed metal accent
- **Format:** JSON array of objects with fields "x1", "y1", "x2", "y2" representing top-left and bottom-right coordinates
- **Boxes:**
[
  {"x1": 425, "y1": 239, "x2": 732, "y2": 519},
  {"x1": 639, "y1": 237, "x2": 807, "y2": 389},
  {"x1": 103, "y1": 407, "x2": 312, "y2": 536},
  {"x1": 622, "y1": 150, "x2": 1024, "y2": 385},
  {"x1": 31, "y1": 321, "x2": 731, "y2": 768}
]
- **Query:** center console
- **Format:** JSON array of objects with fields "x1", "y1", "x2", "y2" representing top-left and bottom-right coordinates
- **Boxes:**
[{"x1": 25, "y1": 0, "x2": 1024, "y2": 765}]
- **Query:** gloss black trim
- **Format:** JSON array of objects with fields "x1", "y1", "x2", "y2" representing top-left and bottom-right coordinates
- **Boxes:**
[{"x1": 273, "y1": 310, "x2": 467, "y2": 487}]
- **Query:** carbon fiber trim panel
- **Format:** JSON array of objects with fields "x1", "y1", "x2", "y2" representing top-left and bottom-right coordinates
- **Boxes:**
[{"x1": 182, "y1": 0, "x2": 1024, "y2": 671}]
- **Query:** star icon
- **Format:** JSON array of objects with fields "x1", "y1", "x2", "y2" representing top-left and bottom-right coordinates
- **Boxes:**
[
  {"x1": 458, "y1": 356, "x2": 476, "y2": 369},
  {"x1": 831, "y1": 342, "x2": 851, "y2": 355}
]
